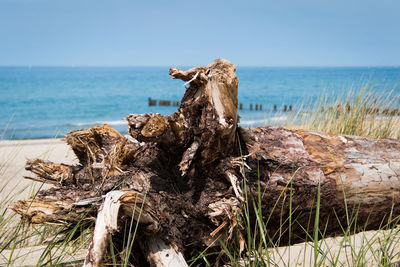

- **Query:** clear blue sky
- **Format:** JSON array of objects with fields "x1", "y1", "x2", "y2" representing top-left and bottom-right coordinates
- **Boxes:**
[{"x1": 0, "y1": 0, "x2": 399, "y2": 66}]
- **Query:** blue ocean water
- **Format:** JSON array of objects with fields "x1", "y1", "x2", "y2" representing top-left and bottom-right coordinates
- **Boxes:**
[{"x1": 0, "y1": 66, "x2": 399, "y2": 139}]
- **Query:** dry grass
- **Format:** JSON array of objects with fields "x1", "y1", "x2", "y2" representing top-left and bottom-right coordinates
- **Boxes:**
[{"x1": 286, "y1": 86, "x2": 400, "y2": 140}]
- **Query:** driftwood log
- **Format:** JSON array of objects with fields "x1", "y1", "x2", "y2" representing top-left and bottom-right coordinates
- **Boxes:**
[{"x1": 11, "y1": 59, "x2": 400, "y2": 266}]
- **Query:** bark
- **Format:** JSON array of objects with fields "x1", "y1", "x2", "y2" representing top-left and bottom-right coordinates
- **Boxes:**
[
  {"x1": 240, "y1": 126, "x2": 400, "y2": 244},
  {"x1": 10, "y1": 59, "x2": 400, "y2": 266}
]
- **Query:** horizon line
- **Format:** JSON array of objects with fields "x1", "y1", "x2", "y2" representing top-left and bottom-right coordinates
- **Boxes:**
[{"x1": 0, "y1": 65, "x2": 400, "y2": 68}]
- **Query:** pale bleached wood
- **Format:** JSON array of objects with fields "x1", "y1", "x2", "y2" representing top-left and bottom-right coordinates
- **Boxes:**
[
  {"x1": 83, "y1": 191, "x2": 127, "y2": 267},
  {"x1": 142, "y1": 235, "x2": 188, "y2": 267},
  {"x1": 83, "y1": 190, "x2": 161, "y2": 267}
]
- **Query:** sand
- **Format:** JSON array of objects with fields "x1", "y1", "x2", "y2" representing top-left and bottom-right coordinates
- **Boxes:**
[
  {"x1": 0, "y1": 138, "x2": 78, "y2": 202},
  {"x1": 0, "y1": 138, "x2": 85, "y2": 266},
  {"x1": 0, "y1": 138, "x2": 399, "y2": 266}
]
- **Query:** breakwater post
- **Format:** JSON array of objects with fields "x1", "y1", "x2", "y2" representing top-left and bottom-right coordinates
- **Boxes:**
[
  {"x1": 148, "y1": 97, "x2": 157, "y2": 106},
  {"x1": 149, "y1": 98, "x2": 296, "y2": 114},
  {"x1": 159, "y1": 100, "x2": 171, "y2": 106}
]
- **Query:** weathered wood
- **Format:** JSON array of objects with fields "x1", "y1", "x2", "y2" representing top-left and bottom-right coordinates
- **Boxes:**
[
  {"x1": 83, "y1": 190, "x2": 159, "y2": 267},
  {"x1": 10, "y1": 59, "x2": 400, "y2": 266},
  {"x1": 239, "y1": 126, "x2": 400, "y2": 243},
  {"x1": 84, "y1": 191, "x2": 123, "y2": 267},
  {"x1": 25, "y1": 159, "x2": 74, "y2": 184},
  {"x1": 141, "y1": 235, "x2": 188, "y2": 267},
  {"x1": 126, "y1": 59, "x2": 238, "y2": 163}
]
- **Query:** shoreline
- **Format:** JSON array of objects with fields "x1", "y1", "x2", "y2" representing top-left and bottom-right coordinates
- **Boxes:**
[{"x1": 0, "y1": 137, "x2": 63, "y2": 146}]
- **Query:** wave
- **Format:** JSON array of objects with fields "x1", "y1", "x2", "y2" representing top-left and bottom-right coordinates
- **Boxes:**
[
  {"x1": 67, "y1": 120, "x2": 128, "y2": 127},
  {"x1": 239, "y1": 119, "x2": 267, "y2": 125},
  {"x1": 270, "y1": 115, "x2": 288, "y2": 122},
  {"x1": 239, "y1": 116, "x2": 288, "y2": 126}
]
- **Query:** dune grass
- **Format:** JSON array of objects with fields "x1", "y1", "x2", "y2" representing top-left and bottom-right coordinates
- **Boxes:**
[
  {"x1": 212, "y1": 168, "x2": 400, "y2": 267},
  {"x1": 1, "y1": 87, "x2": 400, "y2": 266},
  {"x1": 287, "y1": 85, "x2": 400, "y2": 140},
  {"x1": 0, "y1": 135, "x2": 89, "y2": 266}
]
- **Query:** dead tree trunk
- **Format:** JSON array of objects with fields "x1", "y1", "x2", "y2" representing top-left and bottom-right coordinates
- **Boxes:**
[{"x1": 11, "y1": 59, "x2": 400, "y2": 266}]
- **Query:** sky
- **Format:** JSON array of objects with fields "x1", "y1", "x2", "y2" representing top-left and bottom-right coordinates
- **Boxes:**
[{"x1": 0, "y1": 0, "x2": 399, "y2": 67}]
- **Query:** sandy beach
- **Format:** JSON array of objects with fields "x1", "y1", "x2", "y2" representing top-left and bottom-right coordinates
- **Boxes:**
[
  {"x1": 0, "y1": 138, "x2": 77, "y2": 202},
  {"x1": 0, "y1": 138, "x2": 86, "y2": 266}
]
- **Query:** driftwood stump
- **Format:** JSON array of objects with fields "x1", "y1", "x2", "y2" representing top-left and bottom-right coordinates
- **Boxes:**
[{"x1": 11, "y1": 59, "x2": 400, "y2": 266}]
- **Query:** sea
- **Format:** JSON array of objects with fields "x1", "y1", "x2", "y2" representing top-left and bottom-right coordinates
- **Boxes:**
[{"x1": 0, "y1": 66, "x2": 399, "y2": 140}]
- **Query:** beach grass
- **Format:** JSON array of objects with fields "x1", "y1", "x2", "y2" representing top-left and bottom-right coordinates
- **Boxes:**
[
  {"x1": 1, "y1": 87, "x2": 400, "y2": 266},
  {"x1": 0, "y1": 136, "x2": 88, "y2": 266},
  {"x1": 192, "y1": 133, "x2": 400, "y2": 266},
  {"x1": 211, "y1": 171, "x2": 400, "y2": 267},
  {"x1": 286, "y1": 85, "x2": 400, "y2": 140}
]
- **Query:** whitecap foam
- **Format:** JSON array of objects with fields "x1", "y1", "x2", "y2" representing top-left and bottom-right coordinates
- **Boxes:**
[
  {"x1": 269, "y1": 115, "x2": 288, "y2": 122},
  {"x1": 239, "y1": 116, "x2": 288, "y2": 126},
  {"x1": 239, "y1": 119, "x2": 268, "y2": 125}
]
